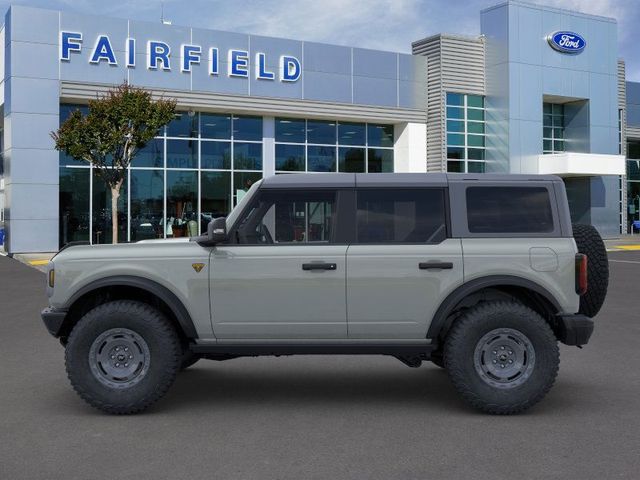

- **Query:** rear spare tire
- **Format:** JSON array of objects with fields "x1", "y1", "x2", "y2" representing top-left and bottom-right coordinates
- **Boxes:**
[{"x1": 572, "y1": 223, "x2": 608, "y2": 317}]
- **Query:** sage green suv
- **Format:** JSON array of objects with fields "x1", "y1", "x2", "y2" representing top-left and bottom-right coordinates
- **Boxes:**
[{"x1": 41, "y1": 173, "x2": 608, "y2": 414}]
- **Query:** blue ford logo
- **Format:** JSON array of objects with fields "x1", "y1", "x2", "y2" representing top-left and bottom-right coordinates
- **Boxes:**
[{"x1": 547, "y1": 31, "x2": 586, "y2": 54}]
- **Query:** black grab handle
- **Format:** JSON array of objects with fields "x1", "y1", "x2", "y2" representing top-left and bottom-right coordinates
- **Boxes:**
[
  {"x1": 302, "y1": 263, "x2": 337, "y2": 271},
  {"x1": 419, "y1": 262, "x2": 453, "y2": 270}
]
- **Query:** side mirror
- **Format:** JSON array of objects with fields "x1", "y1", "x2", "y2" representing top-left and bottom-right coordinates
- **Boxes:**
[{"x1": 207, "y1": 217, "x2": 228, "y2": 244}]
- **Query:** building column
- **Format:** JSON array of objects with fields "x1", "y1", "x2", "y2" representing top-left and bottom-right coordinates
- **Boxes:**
[
  {"x1": 262, "y1": 116, "x2": 275, "y2": 177},
  {"x1": 393, "y1": 122, "x2": 427, "y2": 173}
]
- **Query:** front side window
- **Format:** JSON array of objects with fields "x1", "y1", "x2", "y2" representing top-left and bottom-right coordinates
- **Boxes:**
[
  {"x1": 235, "y1": 190, "x2": 336, "y2": 245},
  {"x1": 356, "y1": 189, "x2": 447, "y2": 244},
  {"x1": 466, "y1": 187, "x2": 554, "y2": 234}
]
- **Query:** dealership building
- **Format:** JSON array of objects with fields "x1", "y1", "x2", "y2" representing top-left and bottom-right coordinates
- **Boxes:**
[{"x1": 0, "y1": 1, "x2": 639, "y2": 253}]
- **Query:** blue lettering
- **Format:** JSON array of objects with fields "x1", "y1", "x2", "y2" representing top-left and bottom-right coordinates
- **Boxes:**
[
  {"x1": 60, "y1": 31, "x2": 82, "y2": 61},
  {"x1": 256, "y1": 53, "x2": 275, "y2": 80},
  {"x1": 229, "y1": 50, "x2": 249, "y2": 77},
  {"x1": 148, "y1": 41, "x2": 171, "y2": 70},
  {"x1": 181, "y1": 44, "x2": 201, "y2": 72},
  {"x1": 280, "y1": 55, "x2": 301, "y2": 82},
  {"x1": 209, "y1": 48, "x2": 219, "y2": 75},
  {"x1": 126, "y1": 38, "x2": 135, "y2": 67},
  {"x1": 90, "y1": 35, "x2": 117, "y2": 65}
]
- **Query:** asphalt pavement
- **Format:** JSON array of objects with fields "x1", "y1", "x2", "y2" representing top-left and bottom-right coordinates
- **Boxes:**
[{"x1": 1, "y1": 251, "x2": 639, "y2": 480}]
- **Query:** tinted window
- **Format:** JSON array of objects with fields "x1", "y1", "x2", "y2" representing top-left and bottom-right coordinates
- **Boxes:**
[
  {"x1": 356, "y1": 189, "x2": 447, "y2": 243},
  {"x1": 466, "y1": 187, "x2": 554, "y2": 233},
  {"x1": 236, "y1": 190, "x2": 336, "y2": 244}
]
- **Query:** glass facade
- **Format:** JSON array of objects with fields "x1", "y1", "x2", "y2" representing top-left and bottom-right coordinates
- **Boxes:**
[
  {"x1": 543, "y1": 103, "x2": 565, "y2": 154},
  {"x1": 445, "y1": 93, "x2": 486, "y2": 173},
  {"x1": 274, "y1": 118, "x2": 394, "y2": 173},
  {"x1": 58, "y1": 104, "x2": 263, "y2": 246},
  {"x1": 628, "y1": 140, "x2": 640, "y2": 232}
]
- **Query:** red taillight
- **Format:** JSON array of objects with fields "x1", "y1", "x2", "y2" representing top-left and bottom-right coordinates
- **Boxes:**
[{"x1": 575, "y1": 254, "x2": 588, "y2": 295}]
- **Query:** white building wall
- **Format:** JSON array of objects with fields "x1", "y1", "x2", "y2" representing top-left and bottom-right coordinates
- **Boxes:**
[{"x1": 394, "y1": 122, "x2": 427, "y2": 173}]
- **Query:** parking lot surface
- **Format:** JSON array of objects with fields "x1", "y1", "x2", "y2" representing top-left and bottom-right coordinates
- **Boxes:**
[{"x1": 1, "y1": 251, "x2": 640, "y2": 480}]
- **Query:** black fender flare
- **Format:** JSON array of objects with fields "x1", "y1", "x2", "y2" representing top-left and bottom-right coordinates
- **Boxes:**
[
  {"x1": 426, "y1": 275, "x2": 562, "y2": 340},
  {"x1": 65, "y1": 275, "x2": 198, "y2": 339}
]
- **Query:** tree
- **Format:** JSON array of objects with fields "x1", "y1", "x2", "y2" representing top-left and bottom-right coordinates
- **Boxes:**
[{"x1": 52, "y1": 82, "x2": 176, "y2": 244}]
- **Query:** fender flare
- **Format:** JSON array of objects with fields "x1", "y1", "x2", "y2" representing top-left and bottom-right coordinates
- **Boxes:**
[
  {"x1": 65, "y1": 275, "x2": 198, "y2": 339},
  {"x1": 426, "y1": 275, "x2": 562, "y2": 340}
]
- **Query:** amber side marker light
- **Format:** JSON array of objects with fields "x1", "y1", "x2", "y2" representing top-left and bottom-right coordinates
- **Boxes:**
[
  {"x1": 575, "y1": 254, "x2": 587, "y2": 295},
  {"x1": 48, "y1": 269, "x2": 55, "y2": 288}
]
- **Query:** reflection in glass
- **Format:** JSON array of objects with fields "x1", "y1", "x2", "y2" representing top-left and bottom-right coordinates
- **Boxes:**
[
  {"x1": 338, "y1": 122, "x2": 366, "y2": 146},
  {"x1": 234, "y1": 172, "x2": 262, "y2": 206},
  {"x1": 167, "y1": 111, "x2": 198, "y2": 138},
  {"x1": 201, "y1": 141, "x2": 231, "y2": 169},
  {"x1": 368, "y1": 149, "x2": 394, "y2": 173},
  {"x1": 167, "y1": 139, "x2": 197, "y2": 169},
  {"x1": 307, "y1": 145, "x2": 336, "y2": 172},
  {"x1": 276, "y1": 144, "x2": 305, "y2": 171},
  {"x1": 233, "y1": 115, "x2": 262, "y2": 141},
  {"x1": 234, "y1": 142, "x2": 262, "y2": 170},
  {"x1": 201, "y1": 171, "x2": 231, "y2": 231},
  {"x1": 201, "y1": 113, "x2": 231, "y2": 139},
  {"x1": 307, "y1": 120, "x2": 336, "y2": 145},
  {"x1": 92, "y1": 170, "x2": 127, "y2": 244},
  {"x1": 133, "y1": 138, "x2": 164, "y2": 168},
  {"x1": 130, "y1": 169, "x2": 164, "y2": 241},
  {"x1": 275, "y1": 118, "x2": 305, "y2": 143},
  {"x1": 167, "y1": 171, "x2": 198, "y2": 237},
  {"x1": 59, "y1": 167, "x2": 90, "y2": 247},
  {"x1": 367, "y1": 124, "x2": 394, "y2": 147},
  {"x1": 338, "y1": 147, "x2": 365, "y2": 172}
]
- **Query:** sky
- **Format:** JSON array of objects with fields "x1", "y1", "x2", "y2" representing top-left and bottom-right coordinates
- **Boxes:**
[{"x1": 1, "y1": 0, "x2": 639, "y2": 80}]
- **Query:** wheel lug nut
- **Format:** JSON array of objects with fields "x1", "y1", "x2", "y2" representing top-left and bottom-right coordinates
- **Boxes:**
[
  {"x1": 501, "y1": 364, "x2": 505, "y2": 368},
  {"x1": 492, "y1": 360, "x2": 497, "y2": 364},
  {"x1": 115, "y1": 363, "x2": 120, "y2": 367},
  {"x1": 129, "y1": 355, "x2": 133, "y2": 359},
  {"x1": 509, "y1": 360, "x2": 513, "y2": 364},
  {"x1": 124, "y1": 363, "x2": 128, "y2": 367},
  {"x1": 111, "y1": 355, "x2": 115, "y2": 359},
  {"x1": 508, "y1": 351, "x2": 513, "y2": 355},
  {"x1": 124, "y1": 347, "x2": 128, "y2": 352},
  {"x1": 493, "y1": 350, "x2": 497, "y2": 355},
  {"x1": 501, "y1": 346, "x2": 505, "y2": 350}
]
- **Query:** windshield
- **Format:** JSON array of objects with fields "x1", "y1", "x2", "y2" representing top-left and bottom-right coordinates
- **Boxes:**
[{"x1": 225, "y1": 179, "x2": 263, "y2": 230}]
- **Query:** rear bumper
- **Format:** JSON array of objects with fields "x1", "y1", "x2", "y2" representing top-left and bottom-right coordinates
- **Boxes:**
[
  {"x1": 556, "y1": 314, "x2": 594, "y2": 346},
  {"x1": 41, "y1": 307, "x2": 68, "y2": 337}
]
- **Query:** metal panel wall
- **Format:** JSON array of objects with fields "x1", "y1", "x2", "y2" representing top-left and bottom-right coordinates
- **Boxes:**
[{"x1": 412, "y1": 34, "x2": 485, "y2": 172}]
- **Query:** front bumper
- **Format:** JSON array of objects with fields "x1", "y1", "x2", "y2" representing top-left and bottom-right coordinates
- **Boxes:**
[
  {"x1": 41, "y1": 307, "x2": 68, "y2": 337},
  {"x1": 556, "y1": 314, "x2": 594, "y2": 346}
]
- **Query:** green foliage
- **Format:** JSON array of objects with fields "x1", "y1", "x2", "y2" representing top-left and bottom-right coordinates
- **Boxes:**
[{"x1": 51, "y1": 82, "x2": 177, "y2": 188}]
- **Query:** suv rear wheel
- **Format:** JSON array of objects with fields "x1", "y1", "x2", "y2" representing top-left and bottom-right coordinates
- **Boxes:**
[
  {"x1": 65, "y1": 300, "x2": 181, "y2": 414},
  {"x1": 444, "y1": 301, "x2": 559, "y2": 414}
]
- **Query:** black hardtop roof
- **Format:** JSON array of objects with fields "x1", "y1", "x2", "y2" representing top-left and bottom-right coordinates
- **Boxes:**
[{"x1": 260, "y1": 173, "x2": 562, "y2": 189}]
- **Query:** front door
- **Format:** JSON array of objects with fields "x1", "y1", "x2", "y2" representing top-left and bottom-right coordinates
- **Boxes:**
[
  {"x1": 346, "y1": 187, "x2": 464, "y2": 339},
  {"x1": 210, "y1": 188, "x2": 348, "y2": 339}
]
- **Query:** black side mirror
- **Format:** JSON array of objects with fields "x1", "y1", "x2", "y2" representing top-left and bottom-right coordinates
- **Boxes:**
[{"x1": 207, "y1": 217, "x2": 228, "y2": 244}]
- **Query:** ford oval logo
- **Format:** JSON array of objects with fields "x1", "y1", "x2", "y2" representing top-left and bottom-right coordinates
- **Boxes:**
[{"x1": 547, "y1": 31, "x2": 586, "y2": 54}]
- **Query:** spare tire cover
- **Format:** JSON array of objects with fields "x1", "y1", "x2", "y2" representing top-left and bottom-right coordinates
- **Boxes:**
[{"x1": 572, "y1": 223, "x2": 609, "y2": 317}]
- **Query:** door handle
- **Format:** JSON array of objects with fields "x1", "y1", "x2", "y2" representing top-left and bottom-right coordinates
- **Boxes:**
[
  {"x1": 302, "y1": 262, "x2": 337, "y2": 271},
  {"x1": 419, "y1": 261, "x2": 453, "y2": 270}
]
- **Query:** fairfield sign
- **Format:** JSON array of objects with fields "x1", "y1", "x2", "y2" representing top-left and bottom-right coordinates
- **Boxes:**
[{"x1": 59, "y1": 31, "x2": 302, "y2": 82}]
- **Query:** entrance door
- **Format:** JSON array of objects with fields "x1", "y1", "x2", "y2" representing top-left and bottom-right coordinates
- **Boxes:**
[
  {"x1": 210, "y1": 188, "x2": 348, "y2": 339},
  {"x1": 346, "y1": 187, "x2": 464, "y2": 339}
]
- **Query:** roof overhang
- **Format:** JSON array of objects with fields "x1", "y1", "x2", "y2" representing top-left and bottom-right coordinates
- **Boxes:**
[{"x1": 536, "y1": 152, "x2": 625, "y2": 177}]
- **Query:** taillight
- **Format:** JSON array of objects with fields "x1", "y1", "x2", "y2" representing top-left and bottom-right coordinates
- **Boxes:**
[{"x1": 575, "y1": 254, "x2": 587, "y2": 295}]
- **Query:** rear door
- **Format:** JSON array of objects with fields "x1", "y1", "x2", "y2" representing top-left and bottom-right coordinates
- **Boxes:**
[{"x1": 346, "y1": 187, "x2": 463, "y2": 339}]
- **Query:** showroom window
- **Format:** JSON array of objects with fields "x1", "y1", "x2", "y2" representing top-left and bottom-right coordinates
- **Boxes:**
[
  {"x1": 445, "y1": 93, "x2": 486, "y2": 173},
  {"x1": 543, "y1": 103, "x2": 565, "y2": 154},
  {"x1": 627, "y1": 140, "x2": 640, "y2": 232},
  {"x1": 58, "y1": 104, "x2": 263, "y2": 246},
  {"x1": 274, "y1": 118, "x2": 394, "y2": 173}
]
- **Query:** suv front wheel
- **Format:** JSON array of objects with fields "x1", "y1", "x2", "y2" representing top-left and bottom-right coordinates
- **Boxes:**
[
  {"x1": 444, "y1": 301, "x2": 559, "y2": 414},
  {"x1": 65, "y1": 300, "x2": 182, "y2": 414}
]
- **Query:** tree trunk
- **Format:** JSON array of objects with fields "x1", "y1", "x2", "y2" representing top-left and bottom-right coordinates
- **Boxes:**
[{"x1": 110, "y1": 180, "x2": 123, "y2": 244}]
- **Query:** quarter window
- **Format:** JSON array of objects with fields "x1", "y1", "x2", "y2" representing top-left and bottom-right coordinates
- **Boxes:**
[
  {"x1": 356, "y1": 189, "x2": 447, "y2": 244},
  {"x1": 466, "y1": 187, "x2": 554, "y2": 234},
  {"x1": 235, "y1": 190, "x2": 336, "y2": 245}
]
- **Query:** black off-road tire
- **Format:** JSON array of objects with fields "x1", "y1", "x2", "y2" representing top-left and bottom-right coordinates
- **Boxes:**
[
  {"x1": 444, "y1": 301, "x2": 559, "y2": 415},
  {"x1": 180, "y1": 349, "x2": 201, "y2": 370},
  {"x1": 65, "y1": 300, "x2": 181, "y2": 414},
  {"x1": 572, "y1": 223, "x2": 609, "y2": 317}
]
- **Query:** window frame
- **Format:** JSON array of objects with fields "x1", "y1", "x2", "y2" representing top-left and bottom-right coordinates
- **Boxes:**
[{"x1": 351, "y1": 187, "x2": 450, "y2": 245}]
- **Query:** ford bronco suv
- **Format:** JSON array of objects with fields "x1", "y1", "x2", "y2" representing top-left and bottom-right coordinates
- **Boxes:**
[{"x1": 41, "y1": 173, "x2": 608, "y2": 415}]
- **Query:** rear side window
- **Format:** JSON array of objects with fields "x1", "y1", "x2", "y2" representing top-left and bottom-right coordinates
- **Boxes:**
[
  {"x1": 466, "y1": 186, "x2": 554, "y2": 234},
  {"x1": 356, "y1": 188, "x2": 447, "y2": 243}
]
